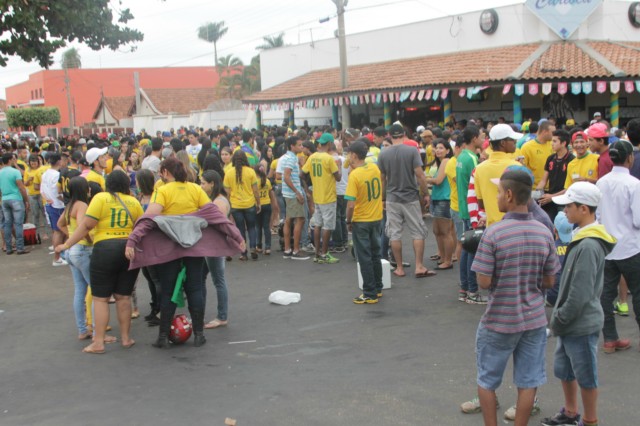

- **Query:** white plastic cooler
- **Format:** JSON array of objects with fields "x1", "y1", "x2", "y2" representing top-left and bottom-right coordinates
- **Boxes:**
[{"x1": 357, "y1": 259, "x2": 392, "y2": 290}]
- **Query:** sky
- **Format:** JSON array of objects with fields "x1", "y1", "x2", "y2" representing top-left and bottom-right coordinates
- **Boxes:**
[{"x1": 0, "y1": 0, "x2": 523, "y2": 98}]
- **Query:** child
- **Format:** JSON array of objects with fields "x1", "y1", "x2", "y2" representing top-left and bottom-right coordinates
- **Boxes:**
[{"x1": 544, "y1": 182, "x2": 616, "y2": 426}]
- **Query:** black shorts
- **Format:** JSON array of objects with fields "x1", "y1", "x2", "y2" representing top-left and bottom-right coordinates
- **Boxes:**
[{"x1": 90, "y1": 239, "x2": 139, "y2": 298}]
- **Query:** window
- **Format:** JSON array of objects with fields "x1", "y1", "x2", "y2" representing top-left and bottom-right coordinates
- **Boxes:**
[{"x1": 39, "y1": 88, "x2": 43, "y2": 98}]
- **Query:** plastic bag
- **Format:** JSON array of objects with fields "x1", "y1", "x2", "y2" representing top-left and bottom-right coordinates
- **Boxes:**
[{"x1": 268, "y1": 290, "x2": 301, "y2": 306}]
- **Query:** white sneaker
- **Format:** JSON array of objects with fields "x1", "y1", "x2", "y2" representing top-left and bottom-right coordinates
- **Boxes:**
[
  {"x1": 52, "y1": 258, "x2": 68, "y2": 267},
  {"x1": 48, "y1": 245, "x2": 54, "y2": 251}
]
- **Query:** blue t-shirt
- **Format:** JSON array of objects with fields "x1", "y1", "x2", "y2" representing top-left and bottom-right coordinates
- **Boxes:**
[
  {"x1": 277, "y1": 151, "x2": 303, "y2": 198},
  {"x1": 0, "y1": 166, "x2": 23, "y2": 201},
  {"x1": 431, "y1": 164, "x2": 451, "y2": 201}
]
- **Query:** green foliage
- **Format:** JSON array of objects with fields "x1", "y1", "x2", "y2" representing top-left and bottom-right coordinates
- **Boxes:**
[
  {"x1": 256, "y1": 33, "x2": 286, "y2": 51},
  {"x1": 197, "y1": 21, "x2": 228, "y2": 66},
  {"x1": 218, "y1": 55, "x2": 261, "y2": 99},
  {"x1": 6, "y1": 107, "x2": 61, "y2": 130},
  {"x1": 61, "y1": 47, "x2": 82, "y2": 69},
  {"x1": 0, "y1": 0, "x2": 144, "y2": 68}
]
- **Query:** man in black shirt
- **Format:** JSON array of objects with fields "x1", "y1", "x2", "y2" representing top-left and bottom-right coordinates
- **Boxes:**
[
  {"x1": 536, "y1": 129, "x2": 574, "y2": 222},
  {"x1": 59, "y1": 150, "x2": 83, "y2": 205}
]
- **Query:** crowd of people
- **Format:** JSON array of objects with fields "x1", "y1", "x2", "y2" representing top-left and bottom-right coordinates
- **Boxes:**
[{"x1": 1, "y1": 114, "x2": 639, "y2": 425}]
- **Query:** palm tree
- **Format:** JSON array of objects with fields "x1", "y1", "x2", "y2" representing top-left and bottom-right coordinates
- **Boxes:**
[
  {"x1": 61, "y1": 47, "x2": 81, "y2": 69},
  {"x1": 197, "y1": 21, "x2": 228, "y2": 68},
  {"x1": 256, "y1": 33, "x2": 286, "y2": 50},
  {"x1": 216, "y1": 54, "x2": 243, "y2": 77}
]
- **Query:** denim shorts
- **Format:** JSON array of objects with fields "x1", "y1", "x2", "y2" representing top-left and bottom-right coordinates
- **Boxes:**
[
  {"x1": 476, "y1": 324, "x2": 547, "y2": 390},
  {"x1": 553, "y1": 332, "x2": 599, "y2": 389},
  {"x1": 429, "y1": 200, "x2": 451, "y2": 219},
  {"x1": 450, "y1": 208, "x2": 464, "y2": 240},
  {"x1": 45, "y1": 205, "x2": 64, "y2": 231}
]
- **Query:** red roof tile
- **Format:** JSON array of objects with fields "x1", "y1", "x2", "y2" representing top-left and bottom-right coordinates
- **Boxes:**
[
  {"x1": 521, "y1": 42, "x2": 610, "y2": 80},
  {"x1": 588, "y1": 42, "x2": 640, "y2": 76},
  {"x1": 104, "y1": 96, "x2": 135, "y2": 120},
  {"x1": 142, "y1": 87, "x2": 218, "y2": 115}
]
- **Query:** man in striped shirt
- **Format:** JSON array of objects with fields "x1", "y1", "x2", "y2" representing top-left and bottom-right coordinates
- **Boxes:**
[{"x1": 471, "y1": 168, "x2": 560, "y2": 426}]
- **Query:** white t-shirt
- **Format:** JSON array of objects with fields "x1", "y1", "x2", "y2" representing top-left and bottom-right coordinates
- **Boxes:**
[
  {"x1": 141, "y1": 155, "x2": 161, "y2": 174},
  {"x1": 40, "y1": 168, "x2": 64, "y2": 208}
]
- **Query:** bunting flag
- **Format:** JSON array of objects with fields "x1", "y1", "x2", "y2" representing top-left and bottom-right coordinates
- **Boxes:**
[
  {"x1": 582, "y1": 81, "x2": 593, "y2": 95},
  {"x1": 432, "y1": 89, "x2": 440, "y2": 101},
  {"x1": 376, "y1": 93, "x2": 382, "y2": 104},
  {"x1": 359, "y1": 95, "x2": 365, "y2": 104},
  {"x1": 425, "y1": 89, "x2": 433, "y2": 100},
  {"x1": 417, "y1": 90, "x2": 425, "y2": 101},
  {"x1": 636, "y1": 81, "x2": 640, "y2": 92},
  {"x1": 458, "y1": 88, "x2": 466, "y2": 97},
  {"x1": 596, "y1": 81, "x2": 607, "y2": 94},
  {"x1": 571, "y1": 82, "x2": 582, "y2": 95},
  {"x1": 400, "y1": 91, "x2": 411, "y2": 102},
  {"x1": 514, "y1": 84, "x2": 525, "y2": 96},
  {"x1": 345, "y1": 97, "x2": 350, "y2": 105},
  {"x1": 610, "y1": 81, "x2": 620, "y2": 94},
  {"x1": 410, "y1": 91, "x2": 418, "y2": 101},
  {"x1": 339, "y1": 97, "x2": 343, "y2": 106},
  {"x1": 390, "y1": 93, "x2": 396, "y2": 102},
  {"x1": 502, "y1": 84, "x2": 512, "y2": 95},
  {"x1": 542, "y1": 83, "x2": 553, "y2": 95},
  {"x1": 625, "y1": 81, "x2": 635, "y2": 93},
  {"x1": 528, "y1": 83, "x2": 539, "y2": 96},
  {"x1": 383, "y1": 93, "x2": 388, "y2": 103},
  {"x1": 441, "y1": 88, "x2": 449, "y2": 100},
  {"x1": 395, "y1": 92, "x2": 401, "y2": 101},
  {"x1": 364, "y1": 94, "x2": 370, "y2": 104},
  {"x1": 557, "y1": 82, "x2": 568, "y2": 95},
  {"x1": 467, "y1": 88, "x2": 474, "y2": 99}
]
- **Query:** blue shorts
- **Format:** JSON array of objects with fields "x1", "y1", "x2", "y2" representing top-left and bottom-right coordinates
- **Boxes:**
[
  {"x1": 450, "y1": 208, "x2": 464, "y2": 239},
  {"x1": 429, "y1": 200, "x2": 451, "y2": 219},
  {"x1": 476, "y1": 324, "x2": 547, "y2": 390},
  {"x1": 45, "y1": 205, "x2": 64, "y2": 232},
  {"x1": 553, "y1": 332, "x2": 599, "y2": 389}
]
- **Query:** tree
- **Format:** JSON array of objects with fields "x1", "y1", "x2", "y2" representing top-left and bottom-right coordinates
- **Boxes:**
[
  {"x1": 256, "y1": 33, "x2": 286, "y2": 50},
  {"x1": 218, "y1": 55, "x2": 261, "y2": 99},
  {"x1": 61, "y1": 48, "x2": 82, "y2": 69},
  {"x1": 0, "y1": 0, "x2": 143, "y2": 68},
  {"x1": 217, "y1": 54, "x2": 243, "y2": 76},
  {"x1": 197, "y1": 21, "x2": 228, "y2": 68},
  {"x1": 6, "y1": 107, "x2": 61, "y2": 130}
]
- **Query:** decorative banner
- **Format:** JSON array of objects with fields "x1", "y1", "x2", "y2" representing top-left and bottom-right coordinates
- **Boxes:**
[
  {"x1": 458, "y1": 88, "x2": 466, "y2": 97},
  {"x1": 390, "y1": 93, "x2": 396, "y2": 102},
  {"x1": 582, "y1": 81, "x2": 593, "y2": 95},
  {"x1": 441, "y1": 88, "x2": 449, "y2": 100},
  {"x1": 525, "y1": 0, "x2": 602, "y2": 40},
  {"x1": 529, "y1": 83, "x2": 539, "y2": 96},
  {"x1": 467, "y1": 87, "x2": 474, "y2": 99},
  {"x1": 610, "y1": 81, "x2": 620, "y2": 94},
  {"x1": 400, "y1": 91, "x2": 411, "y2": 102},
  {"x1": 557, "y1": 82, "x2": 568, "y2": 95},
  {"x1": 315, "y1": 99, "x2": 319, "y2": 108},
  {"x1": 432, "y1": 89, "x2": 440, "y2": 101},
  {"x1": 571, "y1": 82, "x2": 582, "y2": 95},
  {"x1": 625, "y1": 81, "x2": 635, "y2": 93},
  {"x1": 596, "y1": 81, "x2": 607, "y2": 94},
  {"x1": 514, "y1": 84, "x2": 525, "y2": 96},
  {"x1": 345, "y1": 97, "x2": 350, "y2": 105},
  {"x1": 425, "y1": 89, "x2": 433, "y2": 100},
  {"x1": 542, "y1": 83, "x2": 553, "y2": 95},
  {"x1": 417, "y1": 90, "x2": 425, "y2": 101},
  {"x1": 339, "y1": 97, "x2": 343, "y2": 106},
  {"x1": 334, "y1": 97, "x2": 339, "y2": 105},
  {"x1": 364, "y1": 94, "x2": 370, "y2": 104},
  {"x1": 395, "y1": 92, "x2": 401, "y2": 101},
  {"x1": 383, "y1": 93, "x2": 388, "y2": 103},
  {"x1": 410, "y1": 91, "x2": 417, "y2": 101},
  {"x1": 636, "y1": 81, "x2": 640, "y2": 92},
  {"x1": 376, "y1": 93, "x2": 382, "y2": 104},
  {"x1": 359, "y1": 95, "x2": 364, "y2": 104},
  {"x1": 502, "y1": 84, "x2": 512, "y2": 95}
]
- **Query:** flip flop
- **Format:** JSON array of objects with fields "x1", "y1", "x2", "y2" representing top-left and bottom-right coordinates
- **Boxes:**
[
  {"x1": 122, "y1": 340, "x2": 136, "y2": 349},
  {"x1": 415, "y1": 270, "x2": 437, "y2": 278},
  {"x1": 429, "y1": 254, "x2": 441, "y2": 260},
  {"x1": 436, "y1": 264, "x2": 453, "y2": 270},
  {"x1": 82, "y1": 345, "x2": 105, "y2": 355},
  {"x1": 392, "y1": 270, "x2": 406, "y2": 278}
]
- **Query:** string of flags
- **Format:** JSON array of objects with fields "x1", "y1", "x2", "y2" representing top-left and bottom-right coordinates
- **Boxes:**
[{"x1": 245, "y1": 80, "x2": 640, "y2": 111}]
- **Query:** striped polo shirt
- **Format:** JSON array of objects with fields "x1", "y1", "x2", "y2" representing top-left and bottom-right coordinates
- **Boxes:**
[
  {"x1": 472, "y1": 212, "x2": 561, "y2": 334},
  {"x1": 276, "y1": 151, "x2": 303, "y2": 199}
]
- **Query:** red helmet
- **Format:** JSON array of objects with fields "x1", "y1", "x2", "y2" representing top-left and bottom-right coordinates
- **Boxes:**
[{"x1": 169, "y1": 314, "x2": 193, "y2": 344}]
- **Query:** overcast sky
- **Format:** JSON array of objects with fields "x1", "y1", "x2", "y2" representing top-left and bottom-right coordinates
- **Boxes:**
[{"x1": 0, "y1": 0, "x2": 524, "y2": 98}]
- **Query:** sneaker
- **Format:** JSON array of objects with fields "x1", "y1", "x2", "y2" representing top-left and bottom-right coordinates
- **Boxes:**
[
  {"x1": 603, "y1": 338, "x2": 631, "y2": 354},
  {"x1": 283, "y1": 250, "x2": 292, "y2": 259},
  {"x1": 460, "y1": 396, "x2": 500, "y2": 414},
  {"x1": 353, "y1": 295, "x2": 378, "y2": 304},
  {"x1": 302, "y1": 243, "x2": 315, "y2": 253},
  {"x1": 541, "y1": 407, "x2": 580, "y2": 426},
  {"x1": 466, "y1": 292, "x2": 488, "y2": 305},
  {"x1": 291, "y1": 252, "x2": 310, "y2": 260},
  {"x1": 458, "y1": 290, "x2": 468, "y2": 302},
  {"x1": 317, "y1": 253, "x2": 339, "y2": 264},
  {"x1": 48, "y1": 245, "x2": 54, "y2": 251},
  {"x1": 503, "y1": 397, "x2": 541, "y2": 421},
  {"x1": 377, "y1": 292, "x2": 383, "y2": 298},
  {"x1": 614, "y1": 301, "x2": 629, "y2": 316},
  {"x1": 330, "y1": 245, "x2": 346, "y2": 253},
  {"x1": 16, "y1": 249, "x2": 30, "y2": 255},
  {"x1": 52, "y1": 258, "x2": 68, "y2": 267}
]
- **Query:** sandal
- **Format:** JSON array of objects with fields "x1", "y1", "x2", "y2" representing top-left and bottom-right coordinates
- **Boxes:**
[
  {"x1": 131, "y1": 311, "x2": 140, "y2": 319},
  {"x1": 429, "y1": 254, "x2": 441, "y2": 261},
  {"x1": 204, "y1": 318, "x2": 229, "y2": 329},
  {"x1": 264, "y1": 249, "x2": 271, "y2": 255}
]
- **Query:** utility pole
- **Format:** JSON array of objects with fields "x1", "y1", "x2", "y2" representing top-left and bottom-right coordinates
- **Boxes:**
[
  {"x1": 332, "y1": 0, "x2": 350, "y2": 129},
  {"x1": 64, "y1": 68, "x2": 75, "y2": 129}
]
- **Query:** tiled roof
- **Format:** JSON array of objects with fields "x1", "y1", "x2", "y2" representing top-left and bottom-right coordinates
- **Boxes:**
[
  {"x1": 142, "y1": 88, "x2": 218, "y2": 115},
  {"x1": 244, "y1": 41, "x2": 640, "y2": 104},
  {"x1": 104, "y1": 96, "x2": 135, "y2": 120}
]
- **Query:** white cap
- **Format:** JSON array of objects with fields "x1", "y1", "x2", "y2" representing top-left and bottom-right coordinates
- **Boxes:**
[
  {"x1": 552, "y1": 182, "x2": 601, "y2": 207},
  {"x1": 593, "y1": 111, "x2": 602, "y2": 117},
  {"x1": 416, "y1": 125, "x2": 426, "y2": 133},
  {"x1": 489, "y1": 124, "x2": 523, "y2": 141},
  {"x1": 86, "y1": 147, "x2": 108, "y2": 165},
  {"x1": 78, "y1": 138, "x2": 87, "y2": 145}
]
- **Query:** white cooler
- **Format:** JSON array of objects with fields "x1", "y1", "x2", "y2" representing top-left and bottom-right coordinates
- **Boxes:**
[{"x1": 357, "y1": 259, "x2": 392, "y2": 290}]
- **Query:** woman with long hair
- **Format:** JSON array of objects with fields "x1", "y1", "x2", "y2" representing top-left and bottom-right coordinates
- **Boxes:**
[
  {"x1": 260, "y1": 144, "x2": 274, "y2": 175},
  {"x1": 224, "y1": 150, "x2": 261, "y2": 261},
  {"x1": 220, "y1": 147, "x2": 232, "y2": 174},
  {"x1": 176, "y1": 150, "x2": 197, "y2": 183},
  {"x1": 55, "y1": 170, "x2": 144, "y2": 354},
  {"x1": 197, "y1": 136, "x2": 212, "y2": 171},
  {"x1": 254, "y1": 164, "x2": 279, "y2": 255},
  {"x1": 202, "y1": 153, "x2": 225, "y2": 178}
]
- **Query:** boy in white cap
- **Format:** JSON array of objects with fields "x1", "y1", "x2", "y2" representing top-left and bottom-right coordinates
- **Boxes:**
[{"x1": 544, "y1": 182, "x2": 616, "y2": 426}]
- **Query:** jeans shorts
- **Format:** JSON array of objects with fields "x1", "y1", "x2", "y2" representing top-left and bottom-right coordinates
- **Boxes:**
[
  {"x1": 476, "y1": 324, "x2": 547, "y2": 390},
  {"x1": 311, "y1": 202, "x2": 336, "y2": 231},
  {"x1": 450, "y1": 208, "x2": 464, "y2": 240},
  {"x1": 553, "y1": 332, "x2": 599, "y2": 389},
  {"x1": 429, "y1": 200, "x2": 451, "y2": 219}
]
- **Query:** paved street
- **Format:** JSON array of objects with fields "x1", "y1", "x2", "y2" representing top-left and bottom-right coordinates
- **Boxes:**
[{"x1": 1, "y1": 229, "x2": 638, "y2": 426}]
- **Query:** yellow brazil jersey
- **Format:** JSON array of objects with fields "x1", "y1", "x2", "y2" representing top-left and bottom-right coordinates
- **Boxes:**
[
  {"x1": 564, "y1": 153, "x2": 599, "y2": 188},
  {"x1": 444, "y1": 156, "x2": 458, "y2": 212},
  {"x1": 86, "y1": 169, "x2": 106, "y2": 191},
  {"x1": 154, "y1": 179, "x2": 165, "y2": 190},
  {"x1": 473, "y1": 152, "x2": 520, "y2": 227},
  {"x1": 301, "y1": 152, "x2": 339, "y2": 205},
  {"x1": 521, "y1": 139, "x2": 553, "y2": 188},
  {"x1": 105, "y1": 158, "x2": 114, "y2": 175},
  {"x1": 85, "y1": 192, "x2": 143, "y2": 244},
  {"x1": 36, "y1": 165, "x2": 50, "y2": 204},
  {"x1": 485, "y1": 146, "x2": 523, "y2": 162},
  {"x1": 152, "y1": 181, "x2": 210, "y2": 215},
  {"x1": 223, "y1": 162, "x2": 232, "y2": 174},
  {"x1": 24, "y1": 167, "x2": 41, "y2": 196},
  {"x1": 223, "y1": 166, "x2": 259, "y2": 209},
  {"x1": 17, "y1": 159, "x2": 27, "y2": 171},
  {"x1": 69, "y1": 215, "x2": 94, "y2": 246},
  {"x1": 258, "y1": 179, "x2": 272, "y2": 206},
  {"x1": 345, "y1": 163, "x2": 383, "y2": 222}
]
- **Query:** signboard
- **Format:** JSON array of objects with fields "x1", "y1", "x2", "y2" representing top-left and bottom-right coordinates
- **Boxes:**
[{"x1": 526, "y1": 0, "x2": 602, "y2": 40}]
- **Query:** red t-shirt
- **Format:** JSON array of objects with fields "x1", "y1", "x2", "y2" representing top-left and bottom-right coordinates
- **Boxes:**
[
  {"x1": 597, "y1": 148, "x2": 614, "y2": 179},
  {"x1": 403, "y1": 139, "x2": 420, "y2": 150}
]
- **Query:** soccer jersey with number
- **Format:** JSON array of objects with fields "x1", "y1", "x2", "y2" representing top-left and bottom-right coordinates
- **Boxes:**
[
  {"x1": 258, "y1": 179, "x2": 272, "y2": 206},
  {"x1": 85, "y1": 192, "x2": 144, "y2": 243},
  {"x1": 345, "y1": 163, "x2": 383, "y2": 222},
  {"x1": 302, "y1": 152, "x2": 339, "y2": 204}
]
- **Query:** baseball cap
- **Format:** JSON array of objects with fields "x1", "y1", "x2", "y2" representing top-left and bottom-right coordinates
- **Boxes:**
[
  {"x1": 571, "y1": 131, "x2": 587, "y2": 143},
  {"x1": 566, "y1": 118, "x2": 576, "y2": 127},
  {"x1": 373, "y1": 126, "x2": 386, "y2": 137},
  {"x1": 86, "y1": 147, "x2": 108, "y2": 165},
  {"x1": 78, "y1": 138, "x2": 87, "y2": 145},
  {"x1": 490, "y1": 165, "x2": 535, "y2": 186},
  {"x1": 587, "y1": 122, "x2": 608, "y2": 139},
  {"x1": 554, "y1": 211, "x2": 573, "y2": 243},
  {"x1": 389, "y1": 124, "x2": 405, "y2": 138},
  {"x1": 416, "y1": 125, "x2": 426, "y2": 133},
  {"x1": 593, "y1": 112, "x2": 602, "y2": 118},
  {"x1": 317, "y1": 133, "x2": 335, "y2": 144},
  {"x1": 552, "y1": 182, "x2": 601, "y2": 207},
  {"x1": 162, "y1": 131, "x2": 171, "y2": 137},
  {"x1": 489, "y1": 124, "x2": 523, "y2": 141},
  {"x1": 111, "y1": 140, "x2": 120, "y2": 147}
]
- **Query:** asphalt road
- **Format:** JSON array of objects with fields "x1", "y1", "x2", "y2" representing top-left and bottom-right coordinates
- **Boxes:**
[{"x1": 1, "y1": 229, "x2": 638, "y2": 426}]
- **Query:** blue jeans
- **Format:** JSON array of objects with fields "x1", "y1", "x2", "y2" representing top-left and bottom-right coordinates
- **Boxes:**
[
  {"x1": 68, "y1": 244, "x2": 92, "y2": 334},
  {"x1": 231, "y1": 206, "x2": 258, "y2": 251},
  {"x1": 459, "y1": 219, "x2": 478, "y2": 293},
  {"x1": 202, "y1": 257, "x2": 228, "y2": 321},
  {"x1": 2, "y1": 199, "x2": 25, "y2": 252},
  {"x1": 256, "y1": 204, "x2": 272, "y2": 250},
  {"x1": 554, "y1": 332, "x2": 599, "y2": 389},
  {"x1": 331, "y1": 195, "x2": 348, "y2": 247},
  {"x1": 353, "y1": 221, "x2": 383, "y2": 298}
]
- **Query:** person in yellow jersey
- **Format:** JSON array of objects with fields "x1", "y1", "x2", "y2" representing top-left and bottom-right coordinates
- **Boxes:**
[
  {"x1": 224, "y1": 150, "x2": 261, "y2": 261},
  {"x1": 24, "y1": 155, "x2": 45, "y2": 229},
  {"x1": 473, "y1": 124, "x2": 522, "y2": 227},
  {"x1": 85, "y1": 147, "x2": 108, "y2": 191},
  {"x1": 521, "y1": 120, "x2": 556, "y2": 188},
  {"x1": 565, "y1": 131, "x2": 599, "y2": 187},
  {"x1": 345, "y1": 141, "x2": 384, "y2": 304},
  {"x1": 255, "y1": 164, "x2": 279, "y2": 255},
  {"x1": 445, "y1": 143, "x2": 463, "y2": 262},
  {"x1": 220, "y1": 147, "x2": 233, "y2": 174},
  {"x1": 301, "y1": 132, "x2": 341, "y2": 264},
  {"x1": 55, "y1": 170, "x2": 143, "y2": 354}
]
